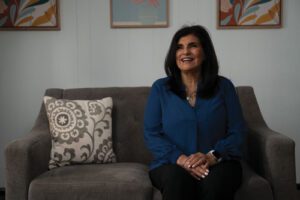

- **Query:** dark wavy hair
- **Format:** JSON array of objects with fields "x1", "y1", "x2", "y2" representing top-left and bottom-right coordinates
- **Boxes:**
[{"x1": 164, "y1": 25, "x2": 219, "y2": 98}]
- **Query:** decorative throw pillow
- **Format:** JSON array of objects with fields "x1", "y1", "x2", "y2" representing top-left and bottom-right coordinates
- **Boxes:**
[{"x1": 43, "y1": 96, "x2": 117, "y2": 169}]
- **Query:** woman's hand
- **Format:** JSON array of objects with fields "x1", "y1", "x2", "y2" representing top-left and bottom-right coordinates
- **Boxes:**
[
  {"x1": 176, "y1": 152, "x2": 219, "y2": 180},
  {"x1": 176, "y1": 153, "x2": 210, "y2": 180},
  {"x1": 183, "y1": 152, "x2": 207, "y2": 168},
  {"x1": 189, "y1": 165, "x2": 209, "y2": 180},
  {"x1": 205, "y1": 151, "x2": 218, "y2": 167}
]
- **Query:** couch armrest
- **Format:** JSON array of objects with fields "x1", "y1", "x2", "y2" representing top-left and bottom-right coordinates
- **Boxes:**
[
  {"x1": 235, "y1": 161, "x2": 273, "y2": 200},
  {"x1": 246, "y1": 125, "x2": 297, "y2": 200},
  {"x1": 5, "y1": 88, "x2": 62, "y2": 200},
  {"x1": 236, "y1": 86, "x2": 297, "y2": 200},
  {"x1": 5, "y1": 122, "x2": 51, "y2": 200}
]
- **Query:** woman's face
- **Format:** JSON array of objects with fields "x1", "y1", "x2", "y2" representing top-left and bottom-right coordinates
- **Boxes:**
[{"x1": 176, "y1": 34, "x2": 205, "y2": 73}]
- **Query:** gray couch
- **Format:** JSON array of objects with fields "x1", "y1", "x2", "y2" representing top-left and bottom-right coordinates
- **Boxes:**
[{"x1": 5, "y1": 86, "x2": 298, "y2": 200}]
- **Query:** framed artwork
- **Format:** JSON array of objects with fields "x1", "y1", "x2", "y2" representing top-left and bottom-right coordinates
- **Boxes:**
[
  {"x1": 217, "y1": 0, "x2": 282, "y2": 29},
  {"x1": 110, "y1": 0, "x2": 169, "y2": 28},
  {"x1": 0, "y1": 0, "x2": 60, "y2": 31}
]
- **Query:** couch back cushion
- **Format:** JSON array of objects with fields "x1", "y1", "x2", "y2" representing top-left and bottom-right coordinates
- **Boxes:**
[
  {"x1": 43, "y1": 86, "x2": 256, "y2": 166},
  {"x1": 61, "y1": 87, "x2": 153, "y2": 165}
]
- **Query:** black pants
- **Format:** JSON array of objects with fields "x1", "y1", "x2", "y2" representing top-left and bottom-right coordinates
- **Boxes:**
[{"x1": 149, "y1": 160, "x2": 242, "y2": 200}]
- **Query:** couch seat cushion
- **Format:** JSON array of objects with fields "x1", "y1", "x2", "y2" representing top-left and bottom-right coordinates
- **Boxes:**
[{"x1": 29, "y1": 163, "x2": 153, "y2": 200}]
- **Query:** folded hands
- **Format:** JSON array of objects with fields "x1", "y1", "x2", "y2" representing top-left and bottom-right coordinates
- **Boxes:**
[{"x1": 176, "y1": 152, "x2": 217, "y2": 180}]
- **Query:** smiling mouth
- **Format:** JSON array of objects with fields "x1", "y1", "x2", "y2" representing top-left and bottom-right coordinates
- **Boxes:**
[{"x1": 181, "y1": 57, "x2": 194, "y2": 62}]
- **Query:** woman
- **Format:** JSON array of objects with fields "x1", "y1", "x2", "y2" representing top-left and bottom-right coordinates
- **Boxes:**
[{"x1": 144, "y1": 25, "x2": 247, "y2": 200}]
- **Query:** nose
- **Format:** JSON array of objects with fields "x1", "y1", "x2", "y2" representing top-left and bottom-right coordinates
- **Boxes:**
[{"x1": 183, "y1": 47, "x2": 190, "y2": 54}]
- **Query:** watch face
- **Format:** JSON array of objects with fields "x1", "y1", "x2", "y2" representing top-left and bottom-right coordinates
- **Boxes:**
[{"x1": 213, "y1": 151, "x2": 221, "y2": 159}]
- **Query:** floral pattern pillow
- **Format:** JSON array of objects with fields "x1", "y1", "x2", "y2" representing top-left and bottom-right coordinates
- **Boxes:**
[{"x1": 43, "y1": 96, "x2": 116, "y2": 169}]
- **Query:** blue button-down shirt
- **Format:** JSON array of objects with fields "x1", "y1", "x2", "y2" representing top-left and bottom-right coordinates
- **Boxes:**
[{"x1": 144, "y1": 76, "x2": 247, "y2": 170}]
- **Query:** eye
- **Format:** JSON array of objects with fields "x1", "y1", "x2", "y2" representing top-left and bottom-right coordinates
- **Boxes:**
[
  {"x1": 190, "y1": 43, "x2": 199, "y2": 48},
  {"x1": 176, "y1": 44, "x2": 183, "y2": 50}
]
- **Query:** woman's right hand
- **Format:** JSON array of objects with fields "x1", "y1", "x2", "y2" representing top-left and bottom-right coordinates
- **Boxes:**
[{"x1": 189, "y1": 164, "x2": 209, "y2": 180}]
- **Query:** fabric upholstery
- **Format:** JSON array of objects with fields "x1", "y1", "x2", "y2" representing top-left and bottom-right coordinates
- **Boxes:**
[
  {"x1": 62, "y1": 87, "x2": 153, "y2": 164},
  {"x1": 5, "y1": 86, "x2": 298, "y2": 200},
  {"x1": 235, "y1": 161, "x2": 273, "y2": 200},
  {"x1": 237, "y1": 87, "x2": 298, "y2": 200},
  {"x1": 29, "y1": 163, "x2": 152, "y2": 200},
  {"x1": 44, "y1": 96, "x2": 116, "y2": 169},
  {"x1": 5, "y1": 88, "x2": 63, "y2": 200}
]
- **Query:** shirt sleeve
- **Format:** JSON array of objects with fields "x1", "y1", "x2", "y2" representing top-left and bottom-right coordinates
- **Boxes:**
[
  {"x1": 144, "y1": 81, "x2": 183, "y2": 165},
  {"x1": 214, "y1": 78, "x2": 247, "y2": 160}
]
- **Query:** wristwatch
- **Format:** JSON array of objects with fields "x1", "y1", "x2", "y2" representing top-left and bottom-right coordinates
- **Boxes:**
[
  {"x1": 212, "y1": 150, "x2": 221, "y2": 159},
  {"x1": 209, "y1": 150, "x2": 222, "y2": 162}
]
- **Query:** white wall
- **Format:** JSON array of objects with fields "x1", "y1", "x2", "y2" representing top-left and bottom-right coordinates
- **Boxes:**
[{"x1": 0, "y1": 0, "x2": 299, "y2": 188}]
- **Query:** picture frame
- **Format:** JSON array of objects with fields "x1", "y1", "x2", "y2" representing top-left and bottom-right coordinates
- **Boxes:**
[
  {"x1": 110, "y1": 0, "x2": 169, "y2": 28},
  {"x1": 0, "y1": 0, "x2": 60, "y2": 31},
  {"x1": 217, "y1": 0, "x2": 282, "y2": 29}
]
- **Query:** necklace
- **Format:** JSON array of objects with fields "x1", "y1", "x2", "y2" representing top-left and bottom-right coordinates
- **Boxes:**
[{"x1": 186, "y1": 90, "x2": 197, "y2": 102}]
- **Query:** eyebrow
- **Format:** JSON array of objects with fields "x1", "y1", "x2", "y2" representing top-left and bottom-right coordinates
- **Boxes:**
[{"x1": 177, "y1": 41, "x2": 200, "y2": 46}]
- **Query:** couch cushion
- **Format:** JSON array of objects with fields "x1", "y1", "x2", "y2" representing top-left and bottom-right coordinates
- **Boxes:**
[
  {"x1": 29, "y1": 163, "x2": 153, "y2": 200},
  {"x1": 44, "y1": 96, "x2": 116, "y2": 169},
  {"x1": 61, "y1": 87, "x2": 153, "y2": 165}
]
